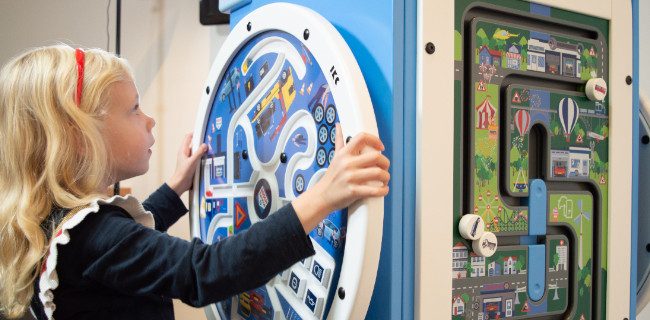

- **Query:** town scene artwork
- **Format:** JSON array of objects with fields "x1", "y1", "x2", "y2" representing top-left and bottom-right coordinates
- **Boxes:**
[{"x1": 452, "y1": 1, "x2": 609, "y2": 319}]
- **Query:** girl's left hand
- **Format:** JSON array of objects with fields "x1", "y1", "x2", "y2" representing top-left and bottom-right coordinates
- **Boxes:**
[{"x1": 167, "y1": 133, "x2": 208, "y2": 196}]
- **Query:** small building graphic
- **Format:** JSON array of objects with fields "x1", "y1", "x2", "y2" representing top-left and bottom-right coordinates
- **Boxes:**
[
  {"x1": 471, "y1": 253, "x2": 486, "y2": 277},
  {"x1": 452, "y1": 295, "x2": 465, "y2": 315},
  {"x1": 556, "y1": 244, "x2": 568, "y2": 271},
  {"x1": 478, "y1": 45, "x2": 502, "y2": 66},
  {"x1": 453, "y1": 242, "x2": 468, "y2": 279},
  {"x1": 488, "y1": 261, "x2": 502, "y2": 276},
  {"x1": 505, "y1": 44, "x2": 522, "y2": 70},
  {"x1": 503, "y1": 256, "x2": 518, "y2": 275},
  {"x1": 568, "y1": 146, "x2": 590, "y2": 177},
  {"x1": 480, "y1": 283, "x2": 516, "y2": 318}
]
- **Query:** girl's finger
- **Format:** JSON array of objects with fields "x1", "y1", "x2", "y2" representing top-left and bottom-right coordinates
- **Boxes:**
[
  {"x1": 348, "y1": 167, "x2": 391, "y2": 185},
  {"x1": 334, "y1": 123, "x2": 343, "y2": 151},
  {"x1": 182, "y1": 133, "x2": 193, "y2": 156},
  {"x1": 345, "y1": 132, "x2": 384, "y2": 154},
  {"x1": 348, "y1": 150, "x2": 390, "y2": 170},
  {"x1": 350, "y1": 184, "x2": 390, "y2": 198}
]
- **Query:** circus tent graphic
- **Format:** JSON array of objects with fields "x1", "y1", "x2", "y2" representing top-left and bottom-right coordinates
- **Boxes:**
[{"x1": 476, "y1": 97, "x2": 496, "y2": 129}]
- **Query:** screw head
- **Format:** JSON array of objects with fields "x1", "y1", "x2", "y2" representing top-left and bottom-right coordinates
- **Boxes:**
[
  {"x1": 247, "y1": 22, "x2": 252, "y2": 32},
  {"x1": 626, "y1": 75, "x2": 633, "y2": 85},
  {"x1": 303, "y1": 29, "x2": 310, "y2": 40},
  {"x1": 643, "y1": 135, "x2": 650, "y2": 145},
  {"x1": 280, "y1": 153, "x2": 287, "y2": 163},
  {"x1": 242, "y1": 150, "x2": 248, "y2": 160},
  {"x1": 205, "y1": 86, "x2": 210, "y2": 95},
  {"x1": 425, "y1": 42, "x2": 435, "y2": 54},
  {"x1": 338, "y1": 287, "x2": 345, "y2": 299}
]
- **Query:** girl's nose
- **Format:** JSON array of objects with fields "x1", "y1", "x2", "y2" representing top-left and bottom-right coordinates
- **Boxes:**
[{"x1": 146, "y1": 113, "x2": 156, "y2": 130}]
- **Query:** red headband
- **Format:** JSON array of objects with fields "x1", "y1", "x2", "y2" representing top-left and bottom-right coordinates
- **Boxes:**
[{"x1": 75, "y1": 48, "x2": 85, "y2": 106}]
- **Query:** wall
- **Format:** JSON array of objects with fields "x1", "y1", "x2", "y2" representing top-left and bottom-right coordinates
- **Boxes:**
[
  {"x1": 0, "y1": 1, "x2": 227, "y2": 319},
  {"x1": 641, "y1": 0, "x2": 649, "y2": 100}
]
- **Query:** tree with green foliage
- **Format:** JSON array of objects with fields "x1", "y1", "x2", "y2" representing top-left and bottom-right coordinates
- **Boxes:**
[
  {"x1": 463, "y1": 262, "x2": 474, "y2": 278},
  {"x1": 510, "y1": 146, "x2": 520, "y2": 175},
  {"x1": 477, "y1": 28, "x2": 488, "y2": 48},
  {"x1": 477, "y1": 165, "x2": 493, "y2": 189},
  {"x1": 600, "y1": 125, "x2": 609, "y2": 138},
  {"x1": 491, "y1": 29, "x2": 507, "y2": 52},
  {"x1": 515, "y1": 254, "x2": 526, "y2": 272},
  {"x1": 455, "y1": 30, "x2": 463, "y2": 61},
  {"x1": 461, "y1": 293, "x2": 470, "y2": 317},
  {"x1": 519, "y1": 36, "x2": 528, "y2": 69},
  {"x1": 550, "y1": 119, "x2": 561, "y2": 137}
]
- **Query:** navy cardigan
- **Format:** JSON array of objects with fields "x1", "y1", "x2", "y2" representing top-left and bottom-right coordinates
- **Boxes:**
[{"x1": 31, "y1": 184, "x2": 314, "y2": 319}]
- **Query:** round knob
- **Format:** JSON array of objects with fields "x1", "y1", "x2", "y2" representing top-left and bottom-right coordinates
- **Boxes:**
[
  {"x1": 585, "y1": 78, "x2": 607, "y2": 101},
  {"x1": 458, "y1": 214, "x2": 484, "y2": 240},
  {"x1": 472, "y1": 232, "x2": 497, "y2": 257}
]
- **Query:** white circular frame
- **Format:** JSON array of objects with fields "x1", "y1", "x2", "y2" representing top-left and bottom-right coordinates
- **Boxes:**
[{"x1": 189, "y1": 3, "x2": 383, "y2": 320}]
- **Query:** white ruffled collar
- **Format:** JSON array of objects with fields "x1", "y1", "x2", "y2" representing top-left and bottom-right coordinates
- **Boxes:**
[{"x1": 38, "y1": 195, "x2": 155, "y2": 319}]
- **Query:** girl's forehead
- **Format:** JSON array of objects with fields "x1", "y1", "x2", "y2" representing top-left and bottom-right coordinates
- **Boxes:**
[{"x1": 107, "y1": 80, "x2": 139, "y2": 108}]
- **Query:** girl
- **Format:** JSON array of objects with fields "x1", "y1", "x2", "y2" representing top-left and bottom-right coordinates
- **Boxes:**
[{"x1": 0, "y1": 45, "x2": 390, "y2": 319}]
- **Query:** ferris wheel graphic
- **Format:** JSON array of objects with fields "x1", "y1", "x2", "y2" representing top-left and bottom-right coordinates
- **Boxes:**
[{"x1": 474, "y1": 189, "x2": 502, "y2": 232}]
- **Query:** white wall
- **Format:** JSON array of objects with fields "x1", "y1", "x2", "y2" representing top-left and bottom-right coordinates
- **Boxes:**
[
  {"x1": 0, "y1": 1, "x2": 227, "y2": 319},
  {"x1": 641, "y1": 0, "x2": 649, "y2": 100}
]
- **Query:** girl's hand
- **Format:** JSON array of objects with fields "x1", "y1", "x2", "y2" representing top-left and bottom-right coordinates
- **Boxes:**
[
  {"x1": 167, "y1": 133, "x2": 208, "y2": 196},
  {"x1": 292, "y1": 123, "x2": 390, "y2": 233}
]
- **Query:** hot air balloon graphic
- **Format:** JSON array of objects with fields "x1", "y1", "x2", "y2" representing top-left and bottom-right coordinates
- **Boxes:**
[
  {"x1": 514, "y1": 109, "x2": 530, "y2": 141},
  {"x1": 558, "y1": 97, "x2": 579, "y2": 142}
]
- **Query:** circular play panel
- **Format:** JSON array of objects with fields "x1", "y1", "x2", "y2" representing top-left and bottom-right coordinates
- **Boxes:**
[{"x1": 190, "y1": 3, "x2": 383, "y2": 320}]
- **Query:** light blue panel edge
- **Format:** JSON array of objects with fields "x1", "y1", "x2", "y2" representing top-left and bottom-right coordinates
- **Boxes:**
[
  {"x1": 401, "y1": 0, "x2": 416, "y2": 319},
  {"x1": 527, "y1": 179, "x2": 547, "y2": 237},
  {"x1": 229, "y1": 1, "x2": 410, "y2": 319},
  {"x1": 528, "y1": 244, "x2": 546, "y2": 302},
  {"x1": 631, "y1": 0, "x2": 640, "y2": 318},
  {"x1": 219, "y1": 0, "x2": 251, "y2": 13}
]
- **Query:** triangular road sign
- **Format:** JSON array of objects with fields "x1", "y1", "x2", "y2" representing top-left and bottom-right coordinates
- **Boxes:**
[
  {"x1": 235, "y1": 202, "x2": 248, "y2": 230},
  {"x1": 477, "y1": 79, "x2": 486, "y2": 92}
]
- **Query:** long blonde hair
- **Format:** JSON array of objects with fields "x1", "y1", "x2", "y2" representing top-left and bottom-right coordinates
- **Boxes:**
[{"x1": 0, "y1": 45, "x2": 134, "y2": 318}]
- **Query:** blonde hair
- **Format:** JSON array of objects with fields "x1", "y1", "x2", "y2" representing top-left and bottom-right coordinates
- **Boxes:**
[{"x1": 0, "y1": 45, "x2": 134, "y2": 317}]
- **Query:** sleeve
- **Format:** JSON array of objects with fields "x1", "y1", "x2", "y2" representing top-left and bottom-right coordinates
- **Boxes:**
[
  {"x1": 73, "y1": 203, "x2": 315, "y2": 307},
  {"x1": 141, "y1": 183, "x2": 187, "y2": 232}
]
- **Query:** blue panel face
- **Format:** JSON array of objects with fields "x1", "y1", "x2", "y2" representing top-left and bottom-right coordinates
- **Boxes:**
[{"x1": 197, "y1": 30, "x2": 347, "y2": 320}]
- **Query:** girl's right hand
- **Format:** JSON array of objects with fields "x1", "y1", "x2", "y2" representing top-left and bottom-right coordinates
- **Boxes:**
[{"x1": 292, "y1": 123, "x2": 390, "y2": 234}]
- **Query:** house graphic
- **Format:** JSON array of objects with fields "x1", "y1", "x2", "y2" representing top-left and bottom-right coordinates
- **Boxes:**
[
  {"x1": 478, "y1": 45, "x2": 502, "y2": 66},
  {"x1": 452, "y1": 295, "x2": 465, "y2": 315},
  {"x1": 471, "y1": 252, "x2": 486, "y2": 277},
  {"x1": 506, "y1": 44, "x2": 522, "y2": 70},
  {"x1": 453, "y1": 242, "x2": 468, "y2": 279},
  {"x1": 488, "y1": 260, "x2": 502, "y2": 276},
  {"x1": 503, "y1": 256, "x2": 518, "y2": 275}
]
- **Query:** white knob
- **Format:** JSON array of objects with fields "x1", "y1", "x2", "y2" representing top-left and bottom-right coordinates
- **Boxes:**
[
  {"x1": 458, "y1": 214, "x2": 484, "y2": 240},
  {"x1": 472, "y1": 232, "x2": 497, "y2": 257},
  {"x1": 585, "y1": 78, "x2": 607, "y2": 101}
]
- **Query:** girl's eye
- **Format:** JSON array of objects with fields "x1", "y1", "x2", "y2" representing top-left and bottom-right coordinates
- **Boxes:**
[{"x1": 132, "y1": 105, "x2": 139, "y2": 114}]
